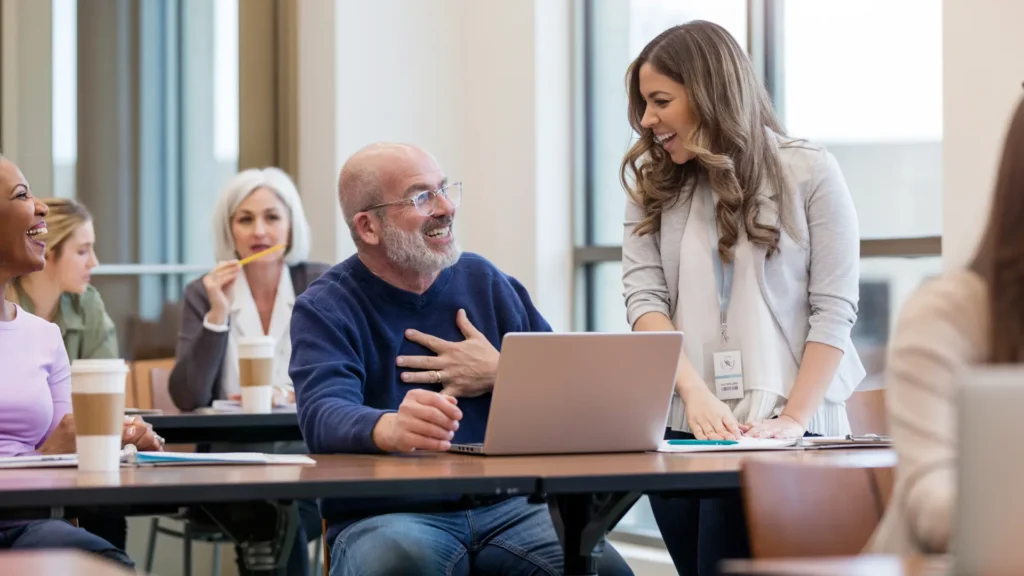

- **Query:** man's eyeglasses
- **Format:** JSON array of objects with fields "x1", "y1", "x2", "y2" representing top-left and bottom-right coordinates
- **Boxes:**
[{"x1": 363, "y1": 182, "x2": 463, "y2": 217}]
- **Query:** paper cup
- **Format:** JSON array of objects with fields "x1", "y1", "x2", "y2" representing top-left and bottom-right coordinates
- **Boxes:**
[
  {"x1": 238, "y1": 336, "x2": 275, "y2": 414},
  {"x1": 70, "y1": 359, "x2": 129, "y2": 472}
]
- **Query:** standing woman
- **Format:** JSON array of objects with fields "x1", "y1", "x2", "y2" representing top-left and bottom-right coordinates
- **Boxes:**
[
  {"x1": 168, "y1": 166, "x2": 326, "y2": 576},
  {"x1": 620, "y1": 22, "x2": 864, "y2": 575}
]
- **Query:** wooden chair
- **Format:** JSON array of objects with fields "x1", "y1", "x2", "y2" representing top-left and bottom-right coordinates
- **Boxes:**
[
  {"x1": 846, "y1": 389, "x2": 888, "y2": 436},
  {"x1": 740, "y1": 460, "x2": 891, "y2": 558},
  {"x1": 130, "y1": 358, "x2": 177, "y2": 412}
]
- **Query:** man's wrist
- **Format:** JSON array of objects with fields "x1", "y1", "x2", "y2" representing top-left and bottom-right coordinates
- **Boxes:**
[{"x1": 371, "y1": 412, "x2": 398, "y2": 452}]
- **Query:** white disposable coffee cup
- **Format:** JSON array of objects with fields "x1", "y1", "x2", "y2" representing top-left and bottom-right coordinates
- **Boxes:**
[
  {"x1": 70, "y1": 359, "x2": 129, "y2": 472},
  {"x1": 237, "y1": 336, "x2": 275, "y2": 414}
]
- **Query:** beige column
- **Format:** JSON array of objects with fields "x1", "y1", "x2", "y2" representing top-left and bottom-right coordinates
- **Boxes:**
[{"x1": 0, "y1": 0, "x2": 53, "y2": 194}]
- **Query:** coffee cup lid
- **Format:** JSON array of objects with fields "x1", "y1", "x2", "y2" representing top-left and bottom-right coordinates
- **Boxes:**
[{"x1": 70, "y1": 359, "x2": 129, "y2": 374}]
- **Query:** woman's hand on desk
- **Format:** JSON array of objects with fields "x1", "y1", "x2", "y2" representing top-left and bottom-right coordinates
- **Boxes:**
[
  {"x1": 122, "y1": 416, "x2": 165, "y2": 451},
  {"x1": 373, "y1": 389, "x2": 463, "y2": 453},
  {"x1": 397, "y1": 309, "x2": 499, "y2": 398},
  {"x1": 683, "y1": 386, "x2": 742, "y2": 441},
  {"x1": 38, "y1": 414, "x2": 165, "y2": 454},
  {"x1": 741, "y1": 414, "x2": 805, "y2": 439}
]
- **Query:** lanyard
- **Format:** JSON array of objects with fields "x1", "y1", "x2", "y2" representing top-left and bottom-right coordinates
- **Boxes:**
[{"x1": 705, "y1": 188, "x2": 734, "y2": 344}]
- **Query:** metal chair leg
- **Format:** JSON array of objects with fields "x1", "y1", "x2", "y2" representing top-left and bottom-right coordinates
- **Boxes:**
[
  {"x1": 183, "y1": 522, "x2": 193, "y2": 576},
  {"x1": 212, "y1": 543, "x2": 222, "y2": 576},
  {"x1": 144, "y1": 517, "x2": 159, "y2": 573}
]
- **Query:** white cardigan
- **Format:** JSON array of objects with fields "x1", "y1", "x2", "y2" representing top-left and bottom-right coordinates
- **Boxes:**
[{"x1": 622, "y1": 138, "x2": 866, "y2": 405}]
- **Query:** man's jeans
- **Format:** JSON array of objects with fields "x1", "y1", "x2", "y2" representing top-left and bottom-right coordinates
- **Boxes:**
[{"x1": 331, "y1": 497, "x2": 633, "y2": 576}]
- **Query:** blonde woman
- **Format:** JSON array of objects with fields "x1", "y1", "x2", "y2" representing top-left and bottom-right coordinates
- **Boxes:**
[
  {"x1": 620, "y1": 22, "x2": 864, "y2": 575},
  {"x1": 7, "y1": 198, "x2": 117, "y2": 360}
]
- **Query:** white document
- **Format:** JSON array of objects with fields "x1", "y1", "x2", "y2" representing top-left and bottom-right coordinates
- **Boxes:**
[
  {"x1": 657, "y1": 438, "x2": 800, "y2": 453},
  {"x1": 130, "y1": 451, "x2": 315, "y2": 466},
  {"x1": 207, "y1": 400, "x2": 297, "y2": 413},
  {"x1": 0, "y1": 454, "x2": 79, "y2": 469}
]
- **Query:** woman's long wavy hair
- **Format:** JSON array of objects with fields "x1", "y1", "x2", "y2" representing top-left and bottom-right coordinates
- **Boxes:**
[
  {"x1": 620, "y1": 21, "x2": 792, "y2": 262},
  {"x1": 971, "y1": 97, "x2": 1024, "y2": 363}
]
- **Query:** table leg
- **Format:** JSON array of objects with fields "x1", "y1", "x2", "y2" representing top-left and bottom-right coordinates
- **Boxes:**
[
  {"x1": 546, "y1": 491, "x2": 642, "y2": 576},
  {"x1": 199, "y1": 500, "x2": 299, "y2": 576}
]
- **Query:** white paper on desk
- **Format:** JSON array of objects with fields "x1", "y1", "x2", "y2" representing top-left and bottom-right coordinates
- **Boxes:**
[
  {"x1": 0, "y1": 454, "x2": 79, "y2": 469},
  {"x1": 130, "y1": 451, "x2": 314, "y2": 466},
  {"x1": 657, "y1": 438, "x2": 800, "y2": 453},
  {"x1": 208, "y1": 400, "x2": 297, "y2": 413}
]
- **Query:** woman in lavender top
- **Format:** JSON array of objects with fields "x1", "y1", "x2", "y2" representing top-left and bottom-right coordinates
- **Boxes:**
[{"x1": 0, "y1": 155, "x2": 159, "y2": 567}]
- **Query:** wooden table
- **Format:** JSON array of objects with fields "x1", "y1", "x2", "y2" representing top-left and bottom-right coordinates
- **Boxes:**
[
  {"x1": 0, "y1": 550, "x2": 137, "y2": 575},
  {"x1": 146, "y1": 411, "x2": 302, "y2": 444},
  {"x1": 0, "y1": 449, "x2": 895, "y2": 576},
  {"x1": 719, "y1": 554, "x2": 950, "y2": 576}
]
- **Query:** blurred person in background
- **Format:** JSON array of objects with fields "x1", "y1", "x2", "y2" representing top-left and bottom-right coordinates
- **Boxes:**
[{"x1": 869, "y1": 97, "x2": 1024, "y2": 555}]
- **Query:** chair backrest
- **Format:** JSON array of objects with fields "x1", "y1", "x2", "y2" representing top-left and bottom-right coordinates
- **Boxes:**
[
  {"x1": 740, "y1": 460, "x2": 890, "y2": 558},
  {"x1": 150, "y1": 366, "x2": 178, "y2": 414},
  {"x1": 131, "y1": 358, "x2": 176, "y2": 412},
  {"x1": 124, "y1": 372, "x2": 137, "y2": 409},
  {"x1": 846, "y1": 389, "x2": 888, "y2": 436}
]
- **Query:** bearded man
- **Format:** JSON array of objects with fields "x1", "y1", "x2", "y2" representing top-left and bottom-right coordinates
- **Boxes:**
[{"x1": 289, "y1": 143, "x2": 631, "y2": 576}]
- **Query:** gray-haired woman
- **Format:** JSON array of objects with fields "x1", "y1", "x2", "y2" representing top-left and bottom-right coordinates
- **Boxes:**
[
  {"x1": 169, "y1": 167, "x2": 327, "y2": 411},
  {"x1": 167, "y1": 167, "x2": 326, "y2": 576}
]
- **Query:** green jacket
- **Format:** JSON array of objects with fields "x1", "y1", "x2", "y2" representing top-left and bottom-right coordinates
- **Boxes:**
[{"x1": 16, "y1": 284, "x2": 119, "y2": 361}]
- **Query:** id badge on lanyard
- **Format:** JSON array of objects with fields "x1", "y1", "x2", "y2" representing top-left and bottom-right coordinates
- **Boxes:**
[{"x1": 704, "y1": 190, "x2": 745, "y2": 401}]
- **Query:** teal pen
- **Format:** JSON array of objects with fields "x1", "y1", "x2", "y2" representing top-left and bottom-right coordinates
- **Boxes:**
[{"x1": 667, "y1": 439, "x2": 739, "y2": 445}]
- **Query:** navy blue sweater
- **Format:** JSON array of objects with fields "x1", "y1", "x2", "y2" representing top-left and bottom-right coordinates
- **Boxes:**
[{"x1": 290, "y1": 253, "x2": 551, "y2": 532}]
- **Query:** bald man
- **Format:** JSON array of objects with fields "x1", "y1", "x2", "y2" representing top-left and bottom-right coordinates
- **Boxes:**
[{"x1": 290, "y1": 144, "x2": 631, "y2": 576}]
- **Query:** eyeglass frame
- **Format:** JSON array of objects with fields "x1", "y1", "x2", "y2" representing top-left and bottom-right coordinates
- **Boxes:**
[{"x1": 361, "y1": 181, "x2": 463, "y2": 217}]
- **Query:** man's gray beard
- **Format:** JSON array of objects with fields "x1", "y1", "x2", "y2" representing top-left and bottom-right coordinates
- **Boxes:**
[{"x1": 380, "y1": 218, "x2": 461, "y2": 275}]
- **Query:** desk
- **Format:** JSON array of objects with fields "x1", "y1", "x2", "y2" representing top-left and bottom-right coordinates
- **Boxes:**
[
  {"x1": 719, "y1": 555, "x2": 950, "y2": 576},
  {"x1": 0, "y1": 550, "x2": 137, "y2": 575},
  {"x1": 146, "y1": 412, "x2": 302, "y2": 444},
  {"x1": 0, "y1": 450, "x2": 896, "y2": 576}
]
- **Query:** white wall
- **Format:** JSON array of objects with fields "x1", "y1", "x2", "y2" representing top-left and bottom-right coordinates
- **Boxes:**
[
  {"x1": 942, "y1": 0, "x2": 1024, "y2": 268},
  {"x1": 296, "y1": 0, "x2": 574, "y2": 330}
]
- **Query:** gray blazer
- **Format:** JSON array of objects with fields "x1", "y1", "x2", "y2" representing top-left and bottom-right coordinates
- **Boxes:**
[
  {"x1": 168, "y1": 262, "x2": 329, "y2": 411},
  {"x1": 622, "y1": 140, "x2": 866, "y2": 403}
]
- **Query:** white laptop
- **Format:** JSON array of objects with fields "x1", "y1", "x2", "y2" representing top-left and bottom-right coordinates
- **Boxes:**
[
  {"x1": 449, "y1": 332, "x2": 683, "y2": 456},
  {"x1": 955, "y1": 367, "x2": 1024, "y2": 576}
]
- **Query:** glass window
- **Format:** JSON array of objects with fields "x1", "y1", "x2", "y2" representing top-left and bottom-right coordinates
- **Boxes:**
[
  {"x1": 52, "y1": 0, "x2": 77, "y2": 199},
  {"x1": 587, "y1": 0, "x2": 748, "y2": 247},
  {"x1": 781, "y1": 0, "x2": 943, "y2": 239}
]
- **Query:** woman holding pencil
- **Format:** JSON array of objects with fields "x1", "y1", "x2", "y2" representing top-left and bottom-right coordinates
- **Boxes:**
[
  {"x1": 167, "y1": 167, "x2": 327, "y2": 576},
  {"x1": 168, "y1": 167, "x2": 327, "y2": 410}
]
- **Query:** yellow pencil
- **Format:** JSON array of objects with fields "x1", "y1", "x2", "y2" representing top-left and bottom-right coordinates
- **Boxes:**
[{"x1": 239, "y1": 244, "x2": 285, "y2": 266}]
